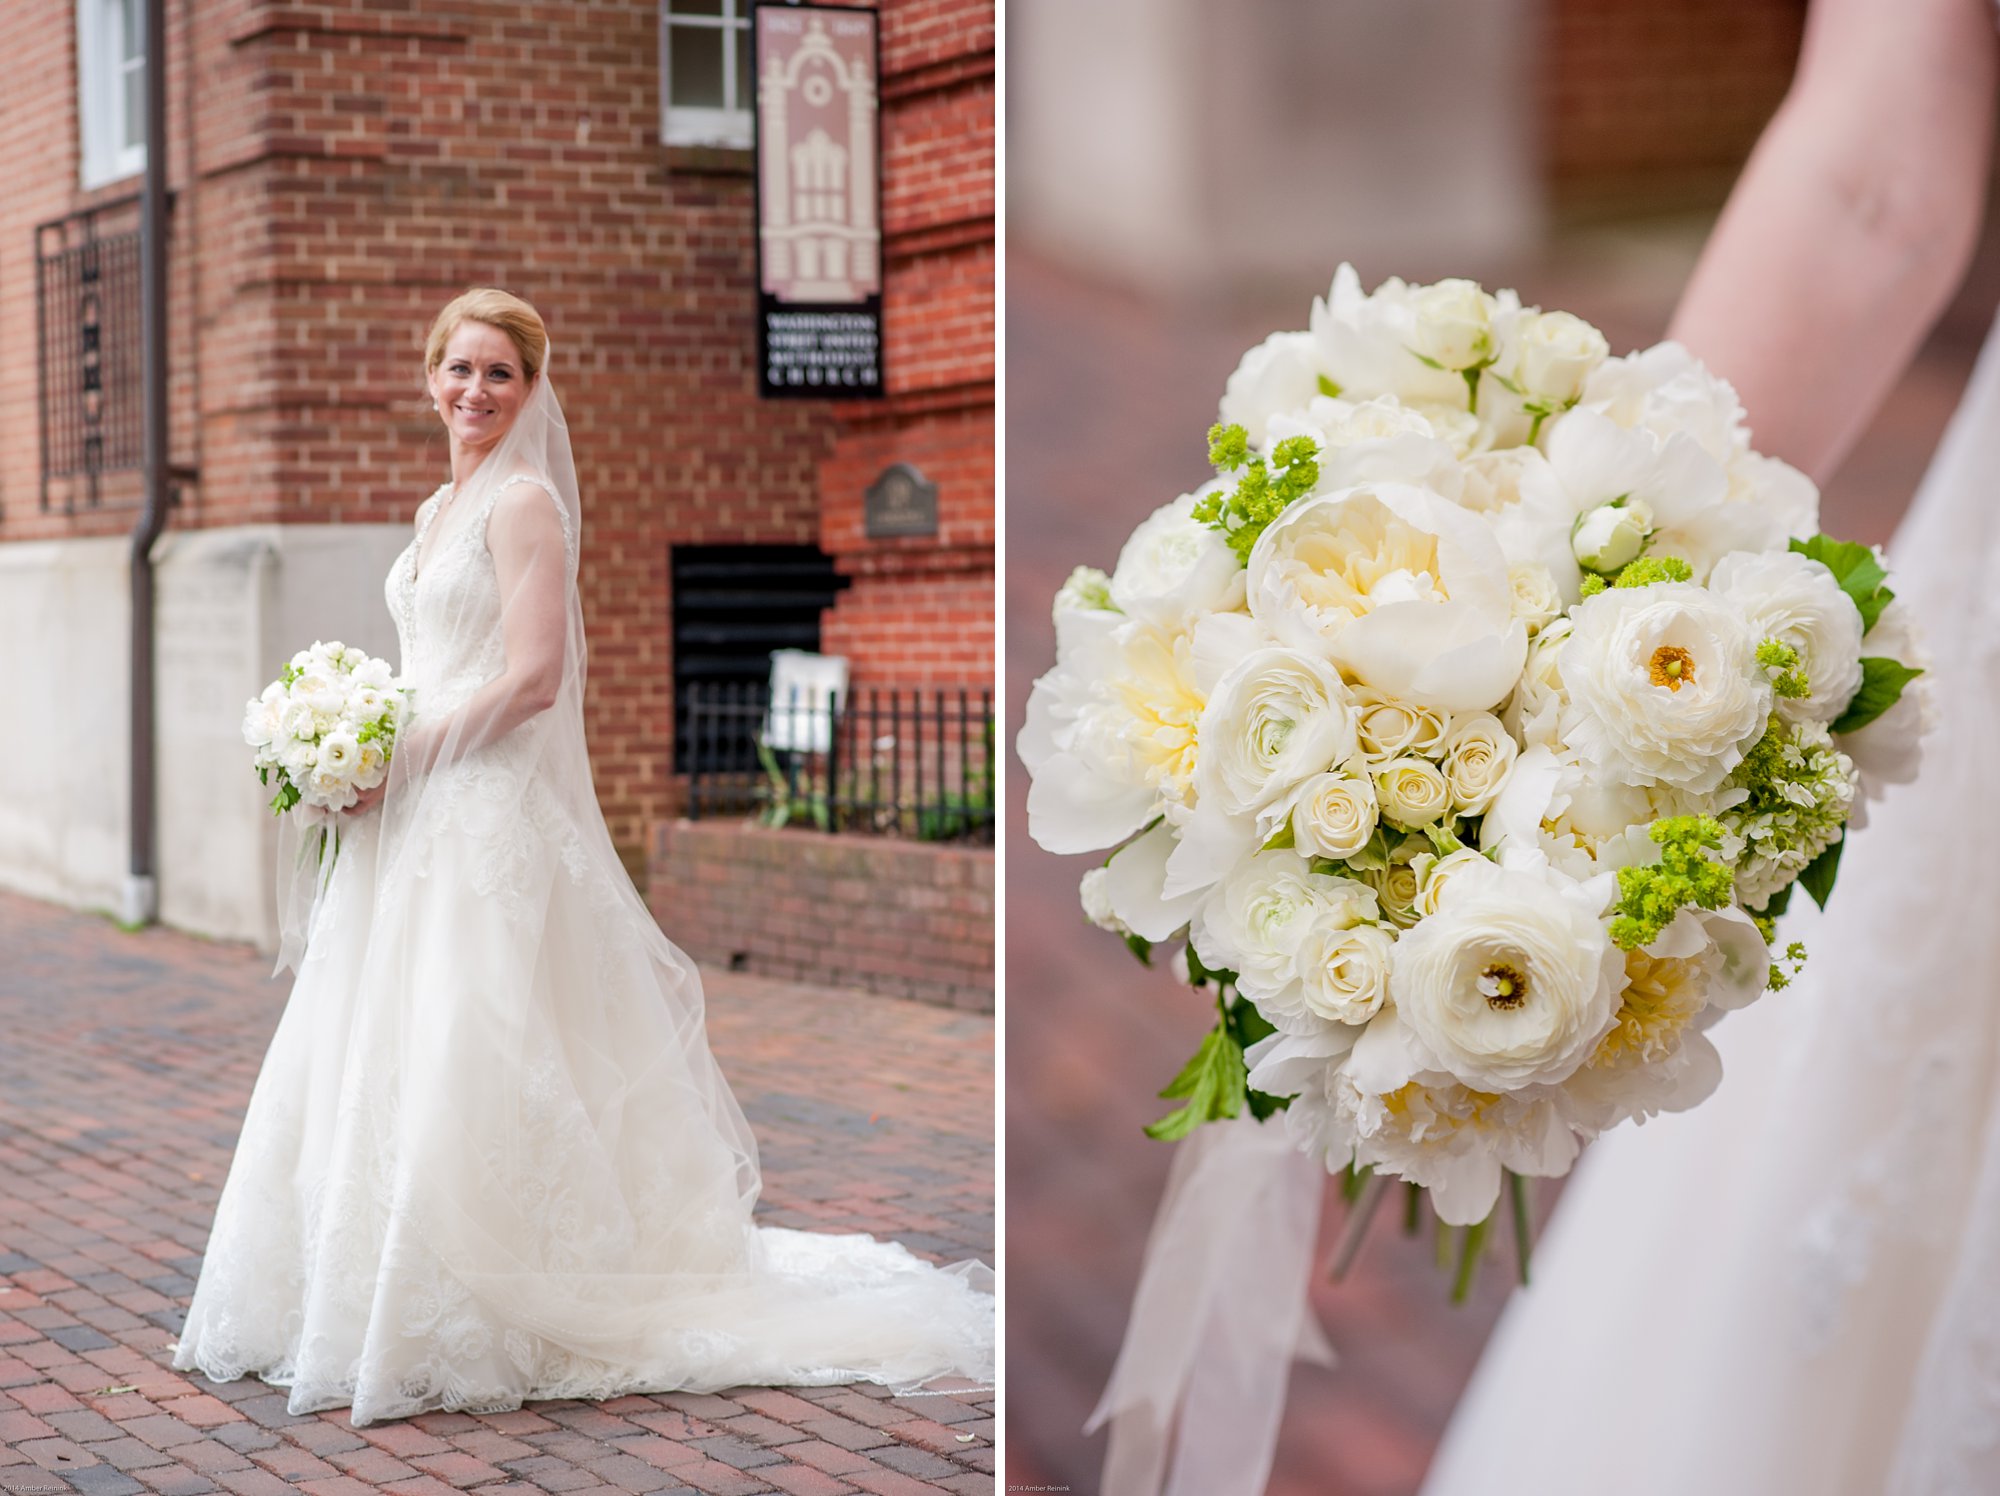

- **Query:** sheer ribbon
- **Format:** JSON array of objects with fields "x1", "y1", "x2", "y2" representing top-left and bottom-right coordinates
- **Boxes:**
[{"x1": 1089, "y1": 1115, "x2": 1335, "y2": 1496}]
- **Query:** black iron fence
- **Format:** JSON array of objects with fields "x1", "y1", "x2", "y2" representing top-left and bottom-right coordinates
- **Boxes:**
[{"x1": 683, "y1": 682, "x2": 995, "y2": 844}]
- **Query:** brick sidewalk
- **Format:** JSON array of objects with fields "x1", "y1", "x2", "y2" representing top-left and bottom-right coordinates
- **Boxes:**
[{"x1": 0, "y1": 891, "x2": 993, "y2": 1496}]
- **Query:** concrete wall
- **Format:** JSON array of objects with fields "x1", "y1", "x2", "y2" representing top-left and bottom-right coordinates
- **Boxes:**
[{"x1": 0, "y1": 525, "x2": 408, "y2": 946}]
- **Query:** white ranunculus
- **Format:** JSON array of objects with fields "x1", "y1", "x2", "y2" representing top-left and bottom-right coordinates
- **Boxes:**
[
  {"x1": 1726, "y1": 449, "x2": 1820, "y2": 542},
  {"x1": 1707, "y1": 549, "x2": 1865, "y2": 724},
  {"x1": 1514, "y1": 310, "x2": 1609, "y2": 407},
  {"x1": 1276, "y1": 771, "x2": 1379, "y2": 861},
  {"x1": 1438, "y1": 712, "x2": 1518, "y2": 816},
  {"x1": 1391, "y1": 860, "x2": 1624, "y2": 1091},
  {"x1": 1558, "y1": 582, "x2": 1772, "y2": 793},
  {"x1": 1195, "y1": 850, "x2": 1377, "y2": 1031},
  {"x1": 1078, "y1": 867, "x2": 1130, "y2": 935},
  {"x1": 1295, "y1": 922, "x2": 1395, "y2": 1026},
  {"x1": 316, "y1": 731, "x2": 362, "y2": 782},
  {"x1": 350, "y1": 686, "x2": 389, "y2": 723},
  {"x1": 1195, "y1": 647, "x2": 1359, "y2": 819},
  {"x1": 1109, "y1": 487, "x2": 1247, "y2": 625},
  {"x1": 353, "y1": 655, "x2": 396, "y2": 691},
  {"x1": 1580, "y1": 341, "x2": 1745, "y2": 464},
  {"x1": 1220, "y1": 330, "x2": 1324, "y2": 447},
  {"x1": 1375, "y1": 757, "x2": 1451, "y2": 827},
  {"x1": 1247, "y1": 482, "x2": 1527, "y2": 712}
]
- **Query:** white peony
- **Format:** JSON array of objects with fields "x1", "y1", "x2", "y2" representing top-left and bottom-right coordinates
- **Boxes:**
[
  {"x1": 1707, "y1": 549, "x2": 1865, "y2": 725},
  {"x1": 1390, "y1": 859, "x2": 1624, "y2": 1091},
  {"x1": 1558, "y1": 582, "x2": 1772, "y2": 793},
  {"x1": 1501, "y1": 616, "x2": 1572, "y2": 751},
  {"x1": 1266, "y1": 395, "x2": 1465, "y2": 495},
  {"x1": 1247, "y1": 482, "x2": 1527, "y2": 712}
]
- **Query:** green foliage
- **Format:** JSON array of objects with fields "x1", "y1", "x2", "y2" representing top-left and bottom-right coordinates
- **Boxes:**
[
  {"x1": 1756, "y1": 638, "x2": 1810, "y2": 699},
  {"x1": 1123, "y1": 931, "x2": 1153, "y2": 967},
  {"x1": 1831, "y1": 657, "x2": 1924, "y2": 735},
  {"x1": 1144, "y1": 1024, "x2": 1248, "y2": 1141},
  {"x1": 1609, "y1": 815, "x2": 1734, "y2": 950},
  {"x1": 753, "y1": 739, "x2": 830, "y2": 831},
  {"x1": 1797, "y1": 836, "x2": 1844, "y2": 910},
  {"x1": 1612, "y1": 555, "x2": 1694, "y2": 589},
  {"x1": 1790, "y1": 533, "x2": 1893, "y2": 633},
  {"x1": 1579, "y1": 573, "x2": 1608, "y2": 599},
  {"x1": 1317, "y1": 374, "x2": 1343, "y2": 399},
  {"x1": 1190, "y1": 423, "x2": 1322, "y2": 564}
]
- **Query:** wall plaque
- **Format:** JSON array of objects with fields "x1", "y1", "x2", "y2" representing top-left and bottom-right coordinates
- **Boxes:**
[
  {"x1": 754, "y1": 3, "x2": 884, "y2": 400},
  {"x1": 864, "y1": 463, "x2": 937, "y2": 539}
]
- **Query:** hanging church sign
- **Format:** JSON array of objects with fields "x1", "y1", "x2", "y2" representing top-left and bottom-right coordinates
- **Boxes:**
[{"x1": 754, "y1": 3, "x2": 884, "y2": 400}]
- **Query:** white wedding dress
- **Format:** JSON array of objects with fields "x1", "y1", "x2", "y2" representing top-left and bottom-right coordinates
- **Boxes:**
[
  {"x1": 1421, "y1": 294, "x2": 2000, "y2": 1492},
  {"x1": 171, "y1": 372, "x2": 992, "y2": 1427}
]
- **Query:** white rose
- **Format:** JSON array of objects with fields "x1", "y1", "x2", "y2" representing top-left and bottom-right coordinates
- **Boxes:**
[
  {"x1": 1412, "y1": 847, "x2": 1491, "y2": 919},
  {"x1": 1570, "y1": 499, "x2": 1655, "y2": 575},
  {"x1": 1391, "y1": 860, "x2": 1624, "y2": 1091},
  {"x1": 1353, "y1": 689, "x2": 1450, "y2": 761},
  {"x1": 1408, "y1": 279, "x2": 1497, "y2": 371},
  {"x1": 1515, "y1": 310, "x2": 1609, "y2": 406},
  {"x1": 1507, "y1": 563, "x2": 1564, "y2": 640},
  {"x1": 1278, "y1": 771, "x2": 1379, "y2": 861},
  {"x1": 1439, "y1": 712, "x2": 1519, "y2": 815},
  {"x1": 1109, "y1": 488, "x2": 1247, "y2": 625},
  {"x1": 1707, "y1": 549, "x2": 1865, "y2": 724},
  {"x1": 1220, "y1": 330, "x2": 1325, "y2": 447},
  {"x1": 1194, "y1": 850, "x2": 1377, "y2": 1031},
  {"x1": 1296, "y1": 922, "x2": 1395, "y2": 1026},
  {"x1": 1558, "y1": 582, "x2": 1772, "y2": 793},
  {"x1": 1374, "y1": 757, "x2": 1452, "y2": 827},
  {"x1": 1195, "y1": 648, "x2": 1359, "y2": 818},
  {"x1": 1368, "y1": 859, "x2": 1424, "y2": 930},
  {"x1": 1247, "y1": 483, "x2": 1527, "y2": 712}
]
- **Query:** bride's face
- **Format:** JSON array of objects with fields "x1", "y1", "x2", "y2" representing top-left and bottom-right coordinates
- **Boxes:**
[{"x1": 428, "y1": 321, "x2": 532, "y2": 454}]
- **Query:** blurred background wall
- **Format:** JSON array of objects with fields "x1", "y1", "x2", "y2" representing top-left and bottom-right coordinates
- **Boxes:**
[{"x1": 1005, "y1": 1, "x2": 2000, "y2": 1491}]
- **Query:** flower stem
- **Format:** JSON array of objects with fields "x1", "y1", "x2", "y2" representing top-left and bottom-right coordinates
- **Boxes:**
[
  {"x1": 1451, "y1": 1215, "x2": 1490, "y2": 1304},
  {"x1": 1509, "y1": 1171, "x2": 1533, "y2": 1286}
]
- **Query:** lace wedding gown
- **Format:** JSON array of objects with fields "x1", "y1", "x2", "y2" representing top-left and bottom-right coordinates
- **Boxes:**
[
  {"x1": 171, "y1": 377, "x2": 993, "y2": 1427},
  {"x1": 1421, "y1": 295, "x2": 2000, "y2": 1493}
]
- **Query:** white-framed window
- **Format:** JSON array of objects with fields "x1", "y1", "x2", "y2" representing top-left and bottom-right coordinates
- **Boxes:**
[
  {"x1": 660, "y1": 0, "x2": 755, "y2": 150},
  {"x1": 77, "y1": 0, "x2": 147, "y2": 189}
]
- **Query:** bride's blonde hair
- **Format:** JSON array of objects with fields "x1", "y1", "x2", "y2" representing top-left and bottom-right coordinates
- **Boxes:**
[{"x1": 424, "y1": 288, "x2": 548, "y2": 381}]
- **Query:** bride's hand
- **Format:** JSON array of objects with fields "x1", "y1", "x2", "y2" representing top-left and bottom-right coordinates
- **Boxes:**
[{"x1": 343, "y1": 783, "x2": 388, "y2": 816}]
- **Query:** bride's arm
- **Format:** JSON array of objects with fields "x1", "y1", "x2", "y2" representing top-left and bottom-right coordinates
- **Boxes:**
[
  {"x1": 1668, "y1": 0, "x2": 1997, "y2": 481},
  {"x1": 404, "y1": 481, "x2": 570, "y2": 772}
]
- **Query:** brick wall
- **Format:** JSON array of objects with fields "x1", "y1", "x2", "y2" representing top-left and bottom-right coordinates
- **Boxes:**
[
  {"x1": 6, "y1": 0, "x2": 994, "y2": 886},
  {"x1": 648, "y1": 820, "x2": 993, "y2": 1011},
  {"x1": 1543, "y1": 0, "x2": 1805, "y2": 215}
]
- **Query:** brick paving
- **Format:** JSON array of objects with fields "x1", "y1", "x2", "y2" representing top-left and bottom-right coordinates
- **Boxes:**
[
  {"x1": 1003, "y1": 232, "x2": 1996, "y2": 1494},
  {"x1": 0, "y1": 890, "x2": 992, "y2": 1496}
]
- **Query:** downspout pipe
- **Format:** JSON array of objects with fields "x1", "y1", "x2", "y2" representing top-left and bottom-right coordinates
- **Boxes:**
[{"x1": 126, "y1": 0, "x2": 169, "y2": 928}]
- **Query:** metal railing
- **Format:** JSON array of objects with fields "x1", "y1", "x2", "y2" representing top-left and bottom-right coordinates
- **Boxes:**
[{"x1": 683, "y1": 682, "x2": 995, "y2": 844}]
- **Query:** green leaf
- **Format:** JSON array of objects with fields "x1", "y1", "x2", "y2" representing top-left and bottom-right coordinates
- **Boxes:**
[
  {"x1": 1143, "y1": 1025, "x2": 1248, "y2": 1141},
  {"x1": 1798, "y1": 836, "x2": 1844, "y2": 910},
  {"x1": 1261, "y1": 820, "x2": 1297, "y2": 852},
  {"x1": 1316, "y1": 373, "x2": 1343, "y2": 399},
  {"x1": 1183, "y1": 944, "x2": 1237, "y2": 990},
  {"x1": 1831, "y1": 656, "x2": 1923, "y2": 735},
  {"x1": 1123, "y1": 931, "x2": 1154, "y2": 967},
  {"x1": 1790, "y1": 534, "x2": 1892, "y2": 633}
]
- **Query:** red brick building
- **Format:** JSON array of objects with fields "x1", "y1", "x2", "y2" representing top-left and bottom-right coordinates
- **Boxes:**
[{"x1": 0, "y1": 0, "x2": 993, "y2": 936}]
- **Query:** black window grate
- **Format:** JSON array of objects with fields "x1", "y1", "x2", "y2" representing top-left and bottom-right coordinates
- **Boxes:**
[
  {"x1": 670, "y1": 543, "x2": 849, "y2": 772},
  {"x1": 37, "y1": 198, "x2": 149, "y2": 514}
]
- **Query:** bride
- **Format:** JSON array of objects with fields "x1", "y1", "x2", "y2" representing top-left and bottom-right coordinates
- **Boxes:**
[
  {"x1": 170, "y1": 288, "x2": 993, "y2": 1427},
  {"x1": 1425, "y1": 1, "x2": 2000, "y2": 1490}
]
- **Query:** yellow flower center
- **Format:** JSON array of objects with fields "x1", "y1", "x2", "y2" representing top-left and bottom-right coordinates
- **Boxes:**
[
  {"x1": 1591, "y1": 949, "x2": 1707, "y2": 1068},
  {"x1": 1648, "y1": 645, "x2": 1697, "y2": 692}
]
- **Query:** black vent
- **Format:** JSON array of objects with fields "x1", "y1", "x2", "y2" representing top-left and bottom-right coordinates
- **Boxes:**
[{"x1": 670, "y1": 543, "x2": 849, "y2": 770}]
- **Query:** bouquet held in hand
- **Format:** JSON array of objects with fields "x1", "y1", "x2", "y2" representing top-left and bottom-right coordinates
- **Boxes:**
[{"x1": 243, "y1": 640, "x2": 404, "y2": 829}]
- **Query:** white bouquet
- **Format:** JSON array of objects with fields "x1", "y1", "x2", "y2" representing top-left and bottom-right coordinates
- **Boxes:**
[
  {"x1": 1021, "y1": 267, "x2": 1929, "y2": 1282},
  {"x1": 243, "y1": 640, "x2": 404, "y2": 824}
]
